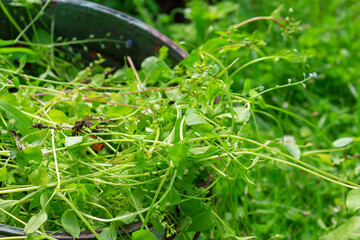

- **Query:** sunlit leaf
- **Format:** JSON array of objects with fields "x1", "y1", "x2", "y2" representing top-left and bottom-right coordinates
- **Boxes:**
[
  {"x1": 346, "y1": 189, "x2": 360, "y2": 214},
  {"x1": 270, "y1": 4, "x2": 283, "y2": 20},
  {"x1": 132, "y1": 229, "x2": 157, "y2": 240},
  {"x1": 156, "y1": 59, "x2": 173, "y2": 77},
  {"x1": 28, "y1": 167, "x2": 49, "y2": 186},
  {"x1": 0, "y1": 167, "x2": 8, "y2": 181},
  {"x1": 243, "y1": 79, "x2": 251, "y2": 95},
  {"x1": 333, "y1": 137, "x2": 353, "y2": 148},
  {"x1": 24, "y1": 211, "x2": 48, "y2": 234},
  {"x1": 185, "y1": 108, "x2": 207, "y2": 125},
  {"x1": 283, "y1": 144, "x2": 301, "y2": 160},
  {"x1": 168, "y1": 143, "x2": 188, "y2": 166},
  {"x1": 91, "y1": 74, "x2": 105, "y2": 87},
  {"x1": 0, "y1": 99, "x2": 34, "y2": 136},
  {"x1": 15, "y1": 55, "x2": 27, "y2": 74},
  {"x1": 320, "y1": 216, "x2": 360, "y2": 240},
  {"x1": 100, "y1": 226, "x2": 117, "y2": 240},
  {"x1": 64, "y1": 136, "x2": 83, "y2": 147},
  {"x1": 61, "y1": 210, "x2": 80, "y2": 238},
  {"x1": 48, "y1": 109, "x2": 68, "y2": 123}
]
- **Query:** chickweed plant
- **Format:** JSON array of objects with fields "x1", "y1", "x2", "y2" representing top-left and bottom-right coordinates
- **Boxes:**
[{"x1": 0, "y1": 1, "x2": 358, "y2": 240}]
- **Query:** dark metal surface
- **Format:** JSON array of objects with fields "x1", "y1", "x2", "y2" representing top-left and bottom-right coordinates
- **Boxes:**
[{"x1": 0, "y1": 0, "x2": 188, "y2": 66}]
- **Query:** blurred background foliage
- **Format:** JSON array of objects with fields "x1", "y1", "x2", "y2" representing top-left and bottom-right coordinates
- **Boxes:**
[{"x1": 89, "y1": 0, "x2": 360, "y2": 238}]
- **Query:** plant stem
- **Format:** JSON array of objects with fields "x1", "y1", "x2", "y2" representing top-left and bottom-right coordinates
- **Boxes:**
[
  {"x1": 229, "y1": 56, "x2": 284, "y2": 79},
  {"x1": 56, "y1": 192, "x2": 101, "y2": 240},
  {"x1": 140, "y1": 166, "x2": 175, "y2": 229},
  {"x1": 15, "y1": 0, "x2": 52, "y2": 42},
  {"x1": 51, "y1": 129, "x2": 61, "y2": 189},
  {"x1": 233, "y1": 16, "x2": 286, "y2": 30}
]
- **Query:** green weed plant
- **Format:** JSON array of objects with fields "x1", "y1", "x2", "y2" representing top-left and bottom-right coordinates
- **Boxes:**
[{"x1": 0, "y1": 1, "x2": 359, "y2": 239}]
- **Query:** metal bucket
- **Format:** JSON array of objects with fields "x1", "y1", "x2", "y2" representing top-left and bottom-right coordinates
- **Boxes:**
[{"x1": 0, "y1": 0, "x2": 188, "y2": 67}]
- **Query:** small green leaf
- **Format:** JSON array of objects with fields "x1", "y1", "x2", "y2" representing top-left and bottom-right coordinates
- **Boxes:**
[
  {"x1": 283, "y1": 144, "x2": 301, "y2": 160},
  {"x1": 25, "y1": 233, "x2": 46, "y2": 240},
  {"x1": 24, "y1": 210, "x2": 48, "y2": 234},
  {"x1": 0, "y1": 93, "x2": 19, "y2": 106},
  {"x1": 141, "y1": 56, "x2": 158, "y2": 75},
  {"x1": 193, "y1": 123, "x2": 214, "y2": 133},
  {"x1": 165, "y1": 89, "x2": 182, "y2": 101},
  {"x1": 179, "y1": 216, "x2": 192, "y2": 232},
  {"x1": 189, "y1": 146, "x2": 211, "y2": 155},
  {"x1": 15, "y1": 146, "x2": 43, "y2": 170},
  {"x1": 48, "y1": 109, "x2": 68, "y2": 123},
  {"x1": 185, "y1": 108, "x2": 207, "y2": 126},
  {"x1": 91, "y1": 74, "x2": 105, "y2": 87},
  {"x1": 201, "y1": 38, "x2": 228, "y2": 52},
  {"x1": 270, "y1": 4, "x2": 283, "y2": 20},
  {"x1": 16, "y1": 55, "x2": 27, "y2": 74},
  {"x1": 187, "y1": 209, "x2": 214, "y2": 232},
  {"x1": 320, "y1": 216, "x2": 360, "y2": 240},
  {"x1": 105, "y1": 105, "x2": 133, "y2": 117},
  {"x1": 64, "y1": 136, "x2": 83, "y2": 147},
  {"x1": 151, "y1": 217, "x2": 163, "y2": 233},
  {"x1": 235, "y1": 237, "x2": 256, "y2": 240},
  {"x1": 61, "y1": 210, "x2": 80, "y2": 238},
  {"x1": 168, "y1": 143, "x2": 188, "y2": 166},
  {"x1": 159, "y1": 45, "x2": 169, "y2": 60},
  {"x1": 100, "y1": 226, "x2": 117, "y2": 240},
  {"x1": 331, "y1": 151, "x2": 342, "y2": 165},
  {"x1": 161, "y1": 186, "x2": 181, "y2": 209},
  {"x1": 24, "y1": 146, "x2": 43, "y2": 163},
  {"x1": 28, "y1": 167, "x2": 49, "y2": 186},
  {"x1": 34, "y1": 28, "x2": 51, "y2": 44},
  {"x1": 40, "y1": 191, "x2": 49, "y2": 208},
  {"x1": 180, "y1": 199, "x2": 214, "y2": 232},
  {"x1": 285, "y1": 52, "x2": 304, "y2": 63},
  {"x1": 132, "y1": 229, "x2": 157, "y2": 240},
  {"x1": 234, "y1": 107, "x2": 250, "y2": 123},
  {"x1": 209, "y1": 64, "x2": 220, "y2": 76},
  {"x1": 0, "y1": 199, "x2": 18, "y2": 221},
  {"x1": 156, "y1": 59, "x2": 173, "y2": 77},
  {"x1": 0, "y1": 99, "x2": 34, "y2": 136},
  {"x1": 346, "y1": 189, "x2": 360, "y2": 214},
  {"x1": 76, "y1": 103, "x2": 91, "y2": 119},
  {"x1": 29, "y1": 191, "x2": 41, "y2": 211},
  {"x1": 130, "y1": 187, "x2": 145, "y2": 208},
  {"x1": 0, "y1": 199, "x2": 18, "y2": 211},
  {"x1": 76, "y1": 69, "x2": 90, "y2": 81},
  {"x1": 13, "y1": 77, "x2": 20, "y2": 89},
  {"x1": 134, "y1": 147, "x2": 146, "y2": 172},
  {"x1": 237, "y1": 123, "x2": 251, "y2": 137},
  {"x1": 218, "y1": 107, "x2": 250, "y2": 123},
  {"x1": 247, "y1": 153, "x2": 261, "y2": 170},
  {"x1": 0, "y1": 167, "x2": 8, "y2": 181},
  {"x1": 243, "y1": 79, "x2": 251, "y2": 95},
  {"x1": 333, "y1": 137, "x2": 353, "y2": 148},
  {"x1": 181, "y1": 49, "x2": 200, "y2": 68},
  {"x1": 169, "y1": 187, "x2": 181, "y2": 205}
]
